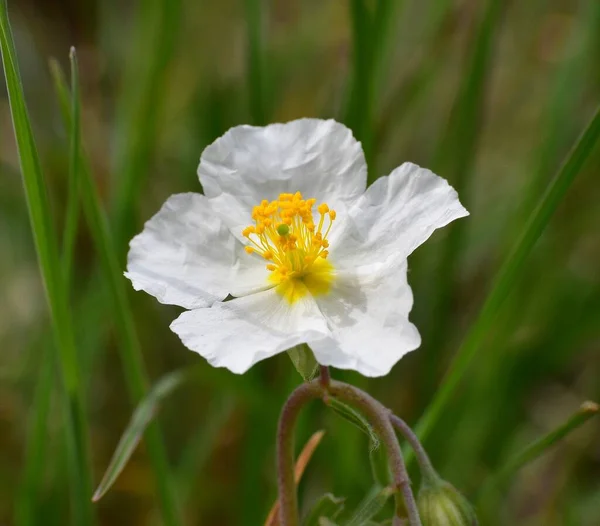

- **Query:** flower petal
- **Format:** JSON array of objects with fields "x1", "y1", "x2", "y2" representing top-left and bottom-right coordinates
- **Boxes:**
[
  {"x1": 126, "y1": 193, "x2": 269, "y2": 309},
  {"x1": 309, "y1": 260, "x2": 421, "y2": 377},
  {"x1": 170, "y1": 288, "x2": 330, "y2": 374},
  {"x1": 198, "y1": 119, "x2": 367, "y2": 233},
  {"x1": 329, "y1": 163, "x2": 469, "y2": 269}
]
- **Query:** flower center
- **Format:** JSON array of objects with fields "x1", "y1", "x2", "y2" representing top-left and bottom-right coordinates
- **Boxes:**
[{"x1": 242, "y1": 192, "x2": 336, "y2": 303}]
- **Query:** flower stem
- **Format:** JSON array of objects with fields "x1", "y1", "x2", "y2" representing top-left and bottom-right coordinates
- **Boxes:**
[
  {"x1": 390, "y1": 414, "x2": 440, "y2": 485},
  {"x1": 277, "y1": 382, "x2": 324, "y2": 526},
  {"x1": 319, "y1": 365, "x2": 331, "y2": 389},
  {"x1": 327, "y1": 380, "x2": 422, "y2": 526}
]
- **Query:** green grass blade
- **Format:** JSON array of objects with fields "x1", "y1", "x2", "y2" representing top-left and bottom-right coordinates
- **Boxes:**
[
  {"x1": 346, "y1": 0, "x2": 401, "y2": 181},
  {"x1": 245, "y1": 0, "x2": 266, "y2": 125},
  {"x1": 0, "y1": 3, "x2": 94, "y2": 524},
  {"x1": 426, "y1": 0, "x2": 504, "y2": 363},
  {"x1": 411, "y1": 105, "x2": 600, "y2": 459},
  {"x1": 93, "y1": 368, "x2": 192, "y2": 502},
  {"x1": 481, "y1": 401, "x2": 599, "y2": 498},
  {"x1": 49, "y1": 62, "x2": 183, "y2": 526},
  {"x1": 346, "y1": 0, "x2": 374, "y2": 174},
  {"x1": 16, "y1": 49, "x2": 84, "y2": 526},
  {"x1": 371, "y1": 0, "x2": 401, "y2": 102},
  {"x1": 15, "y1": 343, "x2": 55, "y2": 526},
  {"x1": 111, "y1": 0, "x2": 182, "y2": 252},
  {"x1": 61, "y1": 48, "x2": 81, "y2": 286}
]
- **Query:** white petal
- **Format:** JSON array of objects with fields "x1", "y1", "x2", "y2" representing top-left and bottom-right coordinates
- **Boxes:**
[
  {"x1": 309, "y1": 260, "x2": 421, "y2": 377},
  {"x1": 198, "y1": 119, "x2": 367, "y2": 233},
  {"x1": 330, "y1": 163, "x2": 469, "y2": 269},
  {"x1": 170, "y1": 288, "x2": 330, "y2": 374},
  {"x1": 126, "y1": 193, "x2": 269, "y2": 309}
]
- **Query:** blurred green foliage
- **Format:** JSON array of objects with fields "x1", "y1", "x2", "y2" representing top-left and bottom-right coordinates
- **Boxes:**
[{"x1": 1, "y1": 0, "x2": 599, "y2": 525}]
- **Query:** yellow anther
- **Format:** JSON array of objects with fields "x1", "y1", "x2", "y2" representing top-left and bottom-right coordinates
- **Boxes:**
[{"x1": 241, "y1": 191, "x2": 337, "y2": 299}]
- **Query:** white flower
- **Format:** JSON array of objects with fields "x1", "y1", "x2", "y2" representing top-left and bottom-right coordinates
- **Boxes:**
[{"x1": 126, "y1": 119, "x2": 468, "y2": 377}]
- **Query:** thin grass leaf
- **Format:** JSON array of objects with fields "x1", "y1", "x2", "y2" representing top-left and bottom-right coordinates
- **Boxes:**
[
  {"x1": 61, "y1": 48, "x2": 81, "y2": 284},
  {"x1": 245, "y1": 0, "x2": 266, "y2": 125},
  {"x1": 342, "y1": 486, "x2": 395, "y2": 526},
  {"x1": 346, "y1": 0, "x2": 374, "y2": 174},
  {"x1": 426, "y1": 0, "x2": 504, "y2": 363},
  {"x1": 371, "y1": 0, "x2": 401, "y2": 104},
  {"x1": 92, "y1": 368, "x2": 194, "y2": 502},
  {"x1": 111, "y1": 0, "x2": 182, "y2": 252},
  {"x1": 49, "y1": 61, "x2": 182, "y2": 525},
  {"x1": 0, "y1": 3, "x2": 94, "y2": 524},
  {"x1": 483, "y1": 401, "x2": 599, "y2": 496},
  {"x1": 411, "y1": 105, "x2": 600, "y2": 461},
  {"x1": 16, "y1": 50, "x2": 84, "y2": 526},
  {"x1": 15, "y1": 343, "x2": 54, "y2": 526}
]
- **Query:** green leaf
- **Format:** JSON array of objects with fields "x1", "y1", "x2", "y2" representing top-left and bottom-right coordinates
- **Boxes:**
[
  {"x1": 342, "y1": 486, "x2": 395, "y2": 526},
  {"x1": 0, "y1": 3, "x2": 94, "y2": 524},
  {"x1": 61, "y1": 48, "x2": 81, "y2": 285},
  {"x1": 411, "y1": 105, "x2": 600, "y2": 461},
  {"x1": 303, "y1": 493, "x2": 346, "y2": 526},
  {"x1": 287, "y1": 344, "x2": 319, "y2": 381},
  {"x1": 49, "y1": 59, "x2": 183, "y2": 526},
  {"x1": 426, "y1": 0, "x2": 505, "y2": 359},
  {"x1": 111, "y1": 0, "x2": 183, "y2": 251},
  {"x1": 92, "y1": 368, "x2": 195, "y2": 502},
  {"x1": 327, "y1": 397, "x2": 380, "y2": 449}
]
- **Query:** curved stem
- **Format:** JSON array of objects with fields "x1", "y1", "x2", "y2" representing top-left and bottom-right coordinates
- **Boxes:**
[
  {"x1": 327, "y1": 380, "x2": 422, "y2": 526},
  {"x1": 390, "y1": 414, "x2": 440, "y2": 484},
  {"x1": 277, "y1": 382, "x2": 324, "y2": 526}
]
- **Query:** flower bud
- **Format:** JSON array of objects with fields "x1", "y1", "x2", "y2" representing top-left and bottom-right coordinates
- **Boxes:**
[{"x1": 417, "y1": 479, "x2": 478, "y2": 526}]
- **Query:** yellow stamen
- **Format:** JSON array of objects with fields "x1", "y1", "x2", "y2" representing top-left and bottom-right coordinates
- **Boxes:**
[{"x1": 242, "y1": 191, "x2": 336, "y2": 303}]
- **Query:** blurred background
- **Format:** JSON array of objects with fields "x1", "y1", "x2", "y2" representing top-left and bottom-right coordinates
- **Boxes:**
[{"x1": 1, "y1": 0, "x2": 599, "y2": 525}]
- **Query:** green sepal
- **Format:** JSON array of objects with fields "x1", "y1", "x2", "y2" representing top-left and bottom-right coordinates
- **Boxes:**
[{"x1": 287, "y1": 344, "x2": 319, "y2": 381}]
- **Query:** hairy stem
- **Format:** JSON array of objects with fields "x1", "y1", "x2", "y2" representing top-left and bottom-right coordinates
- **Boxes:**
[
  {"x1": 277, "y1": 382, "x2": 324, "y2": 526},
  {"x1": 390, "y1": 414, "x2": 439, "y2": 484},
  {"x1": 327, "y1": 380, "x2": 421, "y2": 525}
]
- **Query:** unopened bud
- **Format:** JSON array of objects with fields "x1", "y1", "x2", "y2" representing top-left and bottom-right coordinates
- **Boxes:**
[{"x1": 417, "y1": 480, "x2": 478, "y2": 526}]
